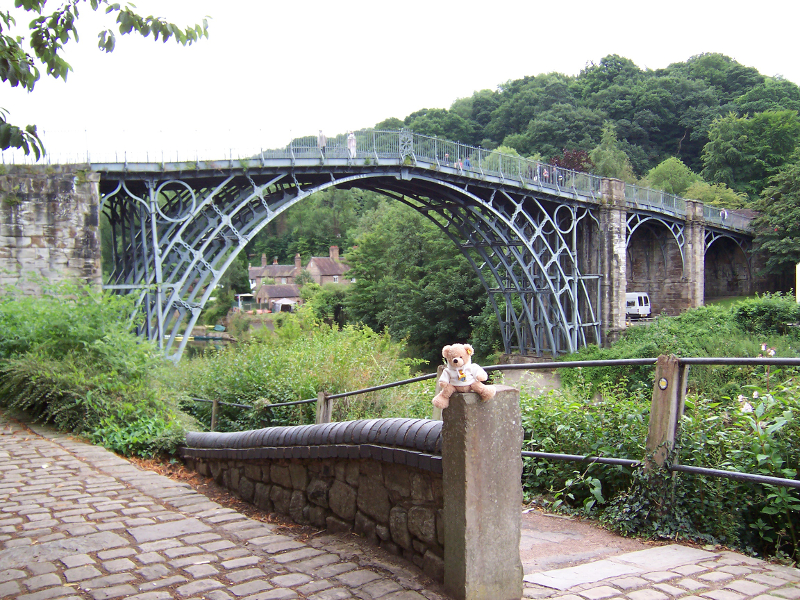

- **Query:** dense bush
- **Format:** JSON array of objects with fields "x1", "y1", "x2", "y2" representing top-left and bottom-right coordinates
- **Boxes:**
[
  {"x1": 521, "y1": 377, "x2": 650, "y2": 511},
  {"x1": 524, "y1": 372, "x2": 800, "y2": 561},
  {"x1": 0, "y1": 280, "x2": 192, "y2": 457},
  {"x1": 732, "y1": 292, "x2": 800, "y2": 337},
  {"x1": 559, "y1": 300, "x2": 800, "y2": 399},
  {"x1": 528, "y1": 299, "x2": 800, "y2": 561},
  {"x1": 172, "y1": 307, "x2": 433, "y2": 431}
]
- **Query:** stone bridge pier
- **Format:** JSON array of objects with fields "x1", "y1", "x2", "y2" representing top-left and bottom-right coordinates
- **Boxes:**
[{"x1": 598, "y1": 178, "x2": 710, "y2": 345}]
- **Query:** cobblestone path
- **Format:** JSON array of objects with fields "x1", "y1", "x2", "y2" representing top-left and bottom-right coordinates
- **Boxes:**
[
  {"x1": 0, "y1": 413, "x2": 447, "y2": 600},
  {"x1": 1, "y1": 411, "x2": 799, "y2": 600}
]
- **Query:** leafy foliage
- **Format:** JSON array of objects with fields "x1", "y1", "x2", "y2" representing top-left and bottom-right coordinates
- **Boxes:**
[
  {"x1": 0, "y1": 279, "x2": 191, "y2": 456},
  {"x1": 751, "y1": 151, "x2": 800, "y2": 276},
  {"x1": 731, "y1": 292, "x2": 800, "y2": 336},
  {"x1": 344, "y1": 202, "x2": 485, "y2": 365},
  {"x1": 559, "y1": 300, "x2": 799, "y2": 400},
  {"x1": 643, "y1": 157, "x2": 701, "y2": 195},
  {"x1": 525, "y1": 350, "x2": 800, "y2": 559},
  {"x1": 701, "y1": 111, "x2": 800, "y2": 199},
  {"x1": 174, "y1": 311, "x2": 430, "y2": 430},
  {"x1": 0, "y1": 1, "x2": 208, "y2": 156}
]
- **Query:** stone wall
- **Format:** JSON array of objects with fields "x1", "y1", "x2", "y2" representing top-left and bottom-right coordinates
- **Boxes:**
[
  {"x1": 627, "y1": 226, "x2": 688, "y2": 315},
  {"x1": 183, "y1": 454, "x2": 445, "y2": 581},
  {"x1": 0, "y1": 165, "x2": 101, "y2": 291}
]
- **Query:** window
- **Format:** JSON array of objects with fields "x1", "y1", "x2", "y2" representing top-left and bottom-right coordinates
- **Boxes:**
[
  {"x1": 281, "y1": 277, "x2": 287, "y2": 284},
  {"x1": 351, "y1": 278, "x2": 356, "y2": 283},
  {"x1": 333, "y1": 276, "x2": 339, "y2": 283}
]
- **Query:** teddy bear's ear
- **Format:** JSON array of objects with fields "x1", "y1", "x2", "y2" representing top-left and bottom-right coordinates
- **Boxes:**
[
  {"x1": 442, "y1": 345, "x2": 451, "y2": 357},
  {"x1": 465, "y1": 344, "x2": 474, "y2": 356}
]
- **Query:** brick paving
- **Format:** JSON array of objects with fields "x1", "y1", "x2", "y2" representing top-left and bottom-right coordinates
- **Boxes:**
[{"x1": 1, "y1": 410, "x2": 799, "y2": 600}]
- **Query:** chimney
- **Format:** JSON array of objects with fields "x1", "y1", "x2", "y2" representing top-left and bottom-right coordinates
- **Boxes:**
[
  {"x1": 295, "y1": 253, "x2": 302, "y2": 269},
  {"x1": 273, "y1": 256, "x2": 278, "y2": 265},
  {"x1": 261, "y1": 253, "x2": 267, "y2": 267},
  {"x1": 330, "y1": 245, "x2": 339, "y2": 262}
]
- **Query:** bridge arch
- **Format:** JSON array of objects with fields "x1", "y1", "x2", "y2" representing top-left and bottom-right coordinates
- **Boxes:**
[
  {"x1": 704, "y1": 230, "x2": 753, "y2": 299},
  {"x1": 100, "y1": 165, "x2": 602, "y2": 361},
  {"x1": 625, "y1": 214, "x2": 686, "y2": 315}
]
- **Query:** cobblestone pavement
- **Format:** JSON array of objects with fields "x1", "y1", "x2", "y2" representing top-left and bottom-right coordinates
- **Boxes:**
[
  {"x1": 2, "y1": 411, "x2": 799, "y2": 600},
  {"x1": 0, "y1": 413, "x2": 448, "y2": 600}
]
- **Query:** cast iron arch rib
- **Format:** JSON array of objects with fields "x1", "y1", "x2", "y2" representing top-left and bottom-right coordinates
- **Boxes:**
[{"x1": 97, "y1": 142, "x2": 746, "y2": 361}]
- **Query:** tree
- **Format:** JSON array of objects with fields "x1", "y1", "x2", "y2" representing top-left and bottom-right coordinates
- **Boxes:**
[
  {"x1": 1, "y1": 1, "x2": 208, "y2": 157},
  {"x1": 346, "y1": 203, "x2": 484, "y2": 365},
  {"x1": 375, "y1": 117, "x2": 404, "y2": 130},
  {"x1": 549, "y1": 148, "x2": 594, "y2": 172},
  {"x1": 504, "y1": 103, "x2": 605, "y2": 158},
  {"x1": 643, "y1": 157, "x2": 700, "y2": 195},
  {"x1": 701, "y1": 110, "x2": 800, "y2": 199},
  {"x1": 751, "y1": 150, "x2": 800, "y2": 276},
  {"x1": 683, "y1": 181, "x2": 748, "y2": 208},
  {"x1": 736, "y1": 78, "x2": 800, "y2": 115},
  {"x1": 588, "y1": 122, "x2": 636, "y2": 182}
]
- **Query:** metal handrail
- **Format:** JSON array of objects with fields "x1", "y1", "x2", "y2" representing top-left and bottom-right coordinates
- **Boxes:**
[
  {"x1": 192, "y1": 356, "x2": 800, "y2": 411},
  {"x1": 4, "y1": 128, "x2": 753, "y2": 231},
  {"x1": 191, "y1": 355, "x2": 800, "y2": 489},
  {"x1": 521, "y1": 451, "x2": 800, "y2": 489}
]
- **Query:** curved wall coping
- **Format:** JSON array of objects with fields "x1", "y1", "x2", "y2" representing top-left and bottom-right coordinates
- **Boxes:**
[{"x1": 185, "y1": 417, "x2": 442, "y2": 454}]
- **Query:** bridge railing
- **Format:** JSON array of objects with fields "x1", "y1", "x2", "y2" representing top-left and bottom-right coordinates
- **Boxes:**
[
  {"x1": 624, "y1": 183, "x2": 686, "y2": 217},
  {"x1": 704, "y1": 205, "x2": 752, "y2": 232},
  {"x1": 2, "y1": 127, "x2": 752, "y2": 231}
]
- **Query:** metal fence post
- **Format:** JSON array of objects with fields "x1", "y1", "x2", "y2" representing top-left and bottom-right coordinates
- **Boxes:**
[
  {"x1": 316, "y1": 391, "x2": 332, "y2": 424},
  {"x1": 210, "y1": 399, "x2": 219, "y2": 432}
]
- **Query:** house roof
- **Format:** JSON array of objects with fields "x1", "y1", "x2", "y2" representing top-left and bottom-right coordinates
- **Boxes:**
[
  {"x1": 307, "y1": 257, "x2": 350, "y2": 276},
  {"x1": 258, "y1": 284, "x2": 301, "y2": 298},
  {"x1": 249, "y1": 265, "x2": 298, "y2": 279}
]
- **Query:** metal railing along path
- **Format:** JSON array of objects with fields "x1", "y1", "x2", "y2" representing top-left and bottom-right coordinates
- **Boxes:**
[
  {"x1": 190, "y1": 355, "x2": 800, "y2": 490},
  {"x1": 2, "y1": 128, "x2": 752, "y2": 232}
]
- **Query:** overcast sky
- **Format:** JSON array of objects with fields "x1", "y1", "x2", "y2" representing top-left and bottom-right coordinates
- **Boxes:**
[{"x1": 4, "y1": 0, "x2": 800, "y2": 163}]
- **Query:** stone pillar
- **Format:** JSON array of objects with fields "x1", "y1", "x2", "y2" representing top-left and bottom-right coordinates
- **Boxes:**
[
  {"x1": 599, "y1": 178, "x2": 627, "y2": 345},
  {"x1": 684, "y1": 199, "x2": 705, "y2": 308},
  {"x1": 442, "y1": 386, "x2": 523, "y2": 600},
  {"x1": 0, "y1": 165, "x2": 101, "y2": 292}
]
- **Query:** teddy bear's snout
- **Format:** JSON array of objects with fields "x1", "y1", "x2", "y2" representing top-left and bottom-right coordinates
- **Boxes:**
[{"x1": 451, "y1": 357, "x2": 463, "y2": 366}]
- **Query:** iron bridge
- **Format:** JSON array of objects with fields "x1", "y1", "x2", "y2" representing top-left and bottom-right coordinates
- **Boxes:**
[{"x1": 95, "y1": 130, "x2": 752, "y2": 362}]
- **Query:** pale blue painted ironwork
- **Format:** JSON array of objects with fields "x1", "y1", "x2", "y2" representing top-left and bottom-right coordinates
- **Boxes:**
[{"x1": 94, "y1": 129, "x2": 753, "y2": 361}]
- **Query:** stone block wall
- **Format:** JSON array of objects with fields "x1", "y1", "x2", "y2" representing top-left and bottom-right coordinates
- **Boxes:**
[
  {"x1": 627, "y1": 229, "x2": 688, "y2": 315},
  {"x1": 0, "y1": 165, "x2": 101, "y2": 291},
  {"x1": 183, "y1": 454, "x2": 445, "y2": 581}
]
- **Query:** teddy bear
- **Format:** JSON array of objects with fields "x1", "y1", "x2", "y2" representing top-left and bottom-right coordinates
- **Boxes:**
[{"x1": 432, "y1": 343, "x2": 496, "y2": 410}]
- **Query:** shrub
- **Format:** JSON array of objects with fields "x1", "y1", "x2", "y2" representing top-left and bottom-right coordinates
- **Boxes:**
[
  {"x1": 520, "y1": 378, "x2": 650, "y2": 512},
  {"x1": 0, "y1": 279, "x2": 193, "y2": 457},
  {"x1": 732, "y1": 292, "x2": 800, "y2": 337},
  {"x1": 559, "y1": 303, "x2": 799, "y2": 399},
  {"x1": 173, "y1": 309, "x2": 429, "y2": 430}
]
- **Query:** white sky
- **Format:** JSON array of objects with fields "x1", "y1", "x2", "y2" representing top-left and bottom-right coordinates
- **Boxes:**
[{"x1": 4, "y1": 0, "x2": 800, "y2": 163}]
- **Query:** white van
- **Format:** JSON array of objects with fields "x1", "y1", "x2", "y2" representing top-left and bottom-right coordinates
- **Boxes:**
[{"x1": 626, "y1": 292, "x2": 651, "y2": 319}]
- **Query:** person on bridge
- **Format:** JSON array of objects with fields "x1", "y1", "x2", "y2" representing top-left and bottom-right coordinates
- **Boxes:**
[
  {"x1": 347, "y1": 131, "x2": 356, "y2": 159},
  {"x1": 318, "y1": 130, "x2": 327, "y2": 155}
]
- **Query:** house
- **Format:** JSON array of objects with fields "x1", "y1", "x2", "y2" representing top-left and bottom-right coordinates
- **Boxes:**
[
  {"x1": 256, "y1": 284, "x2": 302, "y2": 311},
  {"x1": 248, "y1": 246, "x2": 352, "y2": 305},
  {"x1": 249, "y1": 253, "x2": 302, "y2": 292},
  {"x1": 306, "y1": 246, "x2": 352, "y2": 285}
]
